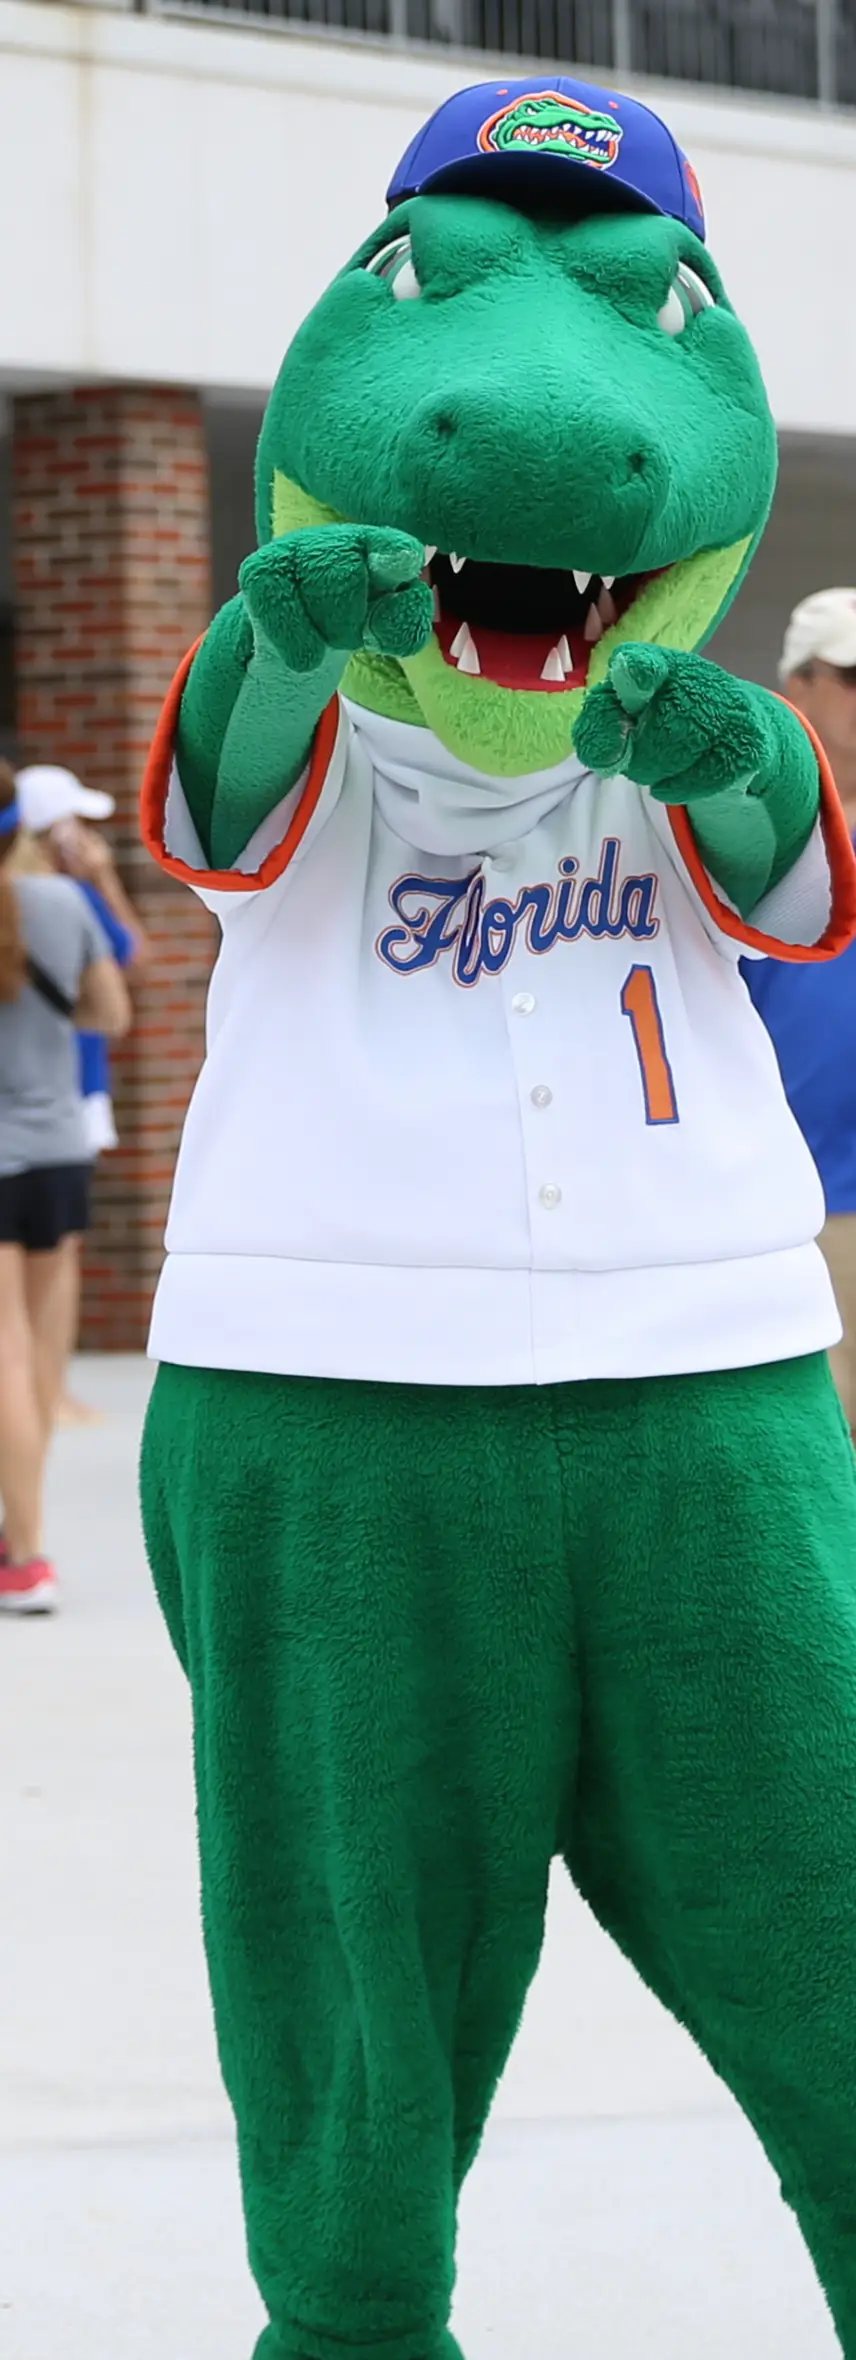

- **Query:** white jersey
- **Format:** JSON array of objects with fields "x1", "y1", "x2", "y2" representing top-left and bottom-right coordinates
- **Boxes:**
[{"x1": 142, "y1": 663, "x2": 856, "y2": 1387}]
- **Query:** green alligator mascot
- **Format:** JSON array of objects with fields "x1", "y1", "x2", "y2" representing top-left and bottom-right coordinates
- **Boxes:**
[{"x1": 140, "y1": 74, "x2": 856, "y2": 2358}]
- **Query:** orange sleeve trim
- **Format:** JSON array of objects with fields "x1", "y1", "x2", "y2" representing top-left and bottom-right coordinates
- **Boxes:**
[
  {"x1": 667, "y1": 704, "x2": 856, "y2": 962},
  {"x1": 139, "y1": 640, "x2": 340, "y2": 893}
]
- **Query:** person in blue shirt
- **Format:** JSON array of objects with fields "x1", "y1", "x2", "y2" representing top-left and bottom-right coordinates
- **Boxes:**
[
  {"x1": 75, "y1": 882, "x2": 136, "y2": 1153},
  {"x1": 743, "y1": 588, "x2": 856, "y2": 1432}
]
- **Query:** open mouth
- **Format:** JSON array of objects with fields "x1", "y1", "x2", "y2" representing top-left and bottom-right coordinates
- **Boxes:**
[
  {"x1": 507, "y1": 126, "x2": 613, "y2": 162},
  {"x1": 424, "y1": 550, "x2": 653, "y2": 693}
]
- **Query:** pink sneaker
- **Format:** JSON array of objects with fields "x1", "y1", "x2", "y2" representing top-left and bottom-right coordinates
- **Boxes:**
[{"x1": 0, "y1": 1556, "x2": 58, "y2": 1614}]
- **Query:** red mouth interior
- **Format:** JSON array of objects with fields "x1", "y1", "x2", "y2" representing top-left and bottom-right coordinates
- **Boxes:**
[{"x1": 428, "y1": 552, "x2": 650, "y2": 692}]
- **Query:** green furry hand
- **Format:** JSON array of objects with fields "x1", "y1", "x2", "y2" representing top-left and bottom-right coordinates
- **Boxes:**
[
  {"x1": 238, "y1": 526, "x2": 434, "y2": 676},
  {"x1": 573, "y1": 644, "x2": 808, "y2": 806}
]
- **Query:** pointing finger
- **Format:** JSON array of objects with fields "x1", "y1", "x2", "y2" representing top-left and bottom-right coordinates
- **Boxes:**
[
  {"x1": 572, "y1": 684, "x2": 632, "y2": 778},
  {"x1": 608, "y1": 644, "x2": 671, "y2": 720}
]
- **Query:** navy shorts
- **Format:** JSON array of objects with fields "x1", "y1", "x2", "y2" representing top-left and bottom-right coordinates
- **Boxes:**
[{"x1": 0, "y1": 1162, "x2": 91, "y2": 1252}]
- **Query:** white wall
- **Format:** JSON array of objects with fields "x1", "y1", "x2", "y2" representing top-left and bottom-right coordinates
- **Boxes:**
[{"x1": 0, "y1": 0, "x2": 854, "y2": 430}]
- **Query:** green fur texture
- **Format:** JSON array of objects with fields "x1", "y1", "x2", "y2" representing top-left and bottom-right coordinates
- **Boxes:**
[
  {"x1": 178, "y1": 530, "x2": 433, "y2": 869},
  {"x1": 172, "y1": 189, "x2": 814, "y2": 900},
  {"x1": 576, "y1": 644, "x2": 820, "y2": 911},
  {"x1": 268, "y1": 474, "x2": 755, "y2": 776},
  {"x1": 257, "y1": 203, "x2": 767, "y2": 574},
  {"x1": 176, "y1": 594, "x2": 255, "y2": 866},
  {"x1": 142, "y1": 1352, "x2": 856, "y2": 2360}
]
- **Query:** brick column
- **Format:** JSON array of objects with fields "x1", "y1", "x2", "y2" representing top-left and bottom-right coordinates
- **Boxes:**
[{"x1": 12, "y1": 385, "x2": 215, "y2": 1348}]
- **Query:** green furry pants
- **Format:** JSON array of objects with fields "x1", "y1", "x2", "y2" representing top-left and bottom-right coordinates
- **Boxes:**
[{"x1": 141, "y1": 1351, "x2": 856, "y2": 2359}]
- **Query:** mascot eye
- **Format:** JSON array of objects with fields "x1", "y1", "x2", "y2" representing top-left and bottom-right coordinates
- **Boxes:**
[
  {"x1": 365, "y1": 236, "x2": 422, "y2": 301},
  {"x1": 657, "y1": 263, "x2": 715, "y2": 337}
]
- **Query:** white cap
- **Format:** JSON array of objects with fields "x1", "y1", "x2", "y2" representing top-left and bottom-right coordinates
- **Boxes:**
[
  {"x1": 15, "y1": 764, "x2": 115, "y2": 833},
  {"x1": 779, "y1": 588, "x2": 856, "y2": 682}
]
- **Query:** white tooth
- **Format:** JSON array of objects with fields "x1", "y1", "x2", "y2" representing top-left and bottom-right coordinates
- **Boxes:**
[
  {"x1": 598, "y1": 586, "x2": 617, "y2": 626},
  {"x1": 450, "y1": 552, "x2": 467, "y2": 574},
  {"x1": 573, "y1": 570, "x2": 591, "y2": 594},
  {"x1": 424, "y1": 545, "x2": 437, "y2": 564},
  {"x1": 456, "y1": 638, "x2": 481, "y2": 676},
  {"x1": 601, "y1": 575, "x2": 615, "y2": 589},
  {"x1": 557, "y1": 634, "x2": 572, "y2": 675},
  {"x1": 450, "y1": 620, "x2": 480, "y2": 674},
  {"x1": 541, "y1": 646, "x2": 566, "y2": 683},
  {"x1": 584, "y1": 603, "x2": 604, "y2": 644}
]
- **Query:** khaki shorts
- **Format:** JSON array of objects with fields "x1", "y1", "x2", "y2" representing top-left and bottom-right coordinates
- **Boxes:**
[{"x1": 820, "y1": 1214, "x2": 856, "y2": 1432}]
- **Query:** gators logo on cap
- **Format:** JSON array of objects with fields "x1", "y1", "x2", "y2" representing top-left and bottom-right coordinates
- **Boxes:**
[{"x1": 478, "y1": 91, "x2": 624, "y2": 171}]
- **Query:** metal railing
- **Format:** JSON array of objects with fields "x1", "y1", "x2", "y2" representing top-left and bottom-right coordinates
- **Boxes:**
[{"x1": 156, "y1": 0, "x2": 855, "y2": 106}]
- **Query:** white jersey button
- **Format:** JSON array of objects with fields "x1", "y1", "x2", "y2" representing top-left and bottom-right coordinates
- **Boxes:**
[
  {"x1": 512, "y1": 991, "x2": 536, "y2": 1015},
  {"x1": 530, "y1": 1085, "x2": 552, "y2": 1109},
  {"x1": 538, "y1": 1182, "x2": 562, "y2": 1210}
]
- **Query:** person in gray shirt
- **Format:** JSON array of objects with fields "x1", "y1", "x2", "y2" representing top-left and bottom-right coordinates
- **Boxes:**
[
  {"x1": 0, "y1": 873, "x2": 109, "y2": 1175},
  {"x1": 0, "y1": 764, "x2": 129, "y2": 1613}
]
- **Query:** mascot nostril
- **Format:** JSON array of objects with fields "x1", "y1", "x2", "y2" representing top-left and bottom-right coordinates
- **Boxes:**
[{"x1": 141, "y1": 65, "x2": 856, "y2": 2360}]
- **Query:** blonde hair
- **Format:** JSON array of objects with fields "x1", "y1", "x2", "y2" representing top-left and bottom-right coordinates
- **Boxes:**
[{"x1": 5, "y1": 828, "x2": 51, "y2": 878}]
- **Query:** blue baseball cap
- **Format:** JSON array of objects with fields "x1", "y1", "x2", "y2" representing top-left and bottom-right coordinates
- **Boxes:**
[{"x1": 386, "y1": 76, "x2": 706, "y2": 243}]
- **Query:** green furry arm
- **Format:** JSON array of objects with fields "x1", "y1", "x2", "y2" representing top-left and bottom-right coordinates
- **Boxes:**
[
  {"x1": 685, "y1": 688, "x2": 819, "y2": 916},
  {"x1": 575, "y1": 649, "x2": 820, "y2": 920},
  {"x1": 176, "y1": 595, "x2": 338, "y2": 872},
  {"x1": 175, "y1": 527, "x2": 432, "y2": 872}
]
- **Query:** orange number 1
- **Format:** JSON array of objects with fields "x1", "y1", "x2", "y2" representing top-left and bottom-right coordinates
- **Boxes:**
[{"x1": 620, "y1": 964, "x2": 679, "y2": 1126}]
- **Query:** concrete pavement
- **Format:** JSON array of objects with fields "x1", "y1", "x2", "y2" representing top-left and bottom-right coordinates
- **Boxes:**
[{"x1": 0, "y1": 1357, "x2": 838, "y2": 2358}]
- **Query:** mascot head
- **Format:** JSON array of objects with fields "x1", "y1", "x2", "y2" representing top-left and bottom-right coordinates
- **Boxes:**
[{"x1": 256, "y1": 74, "x2": 776, "y2": 775}]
